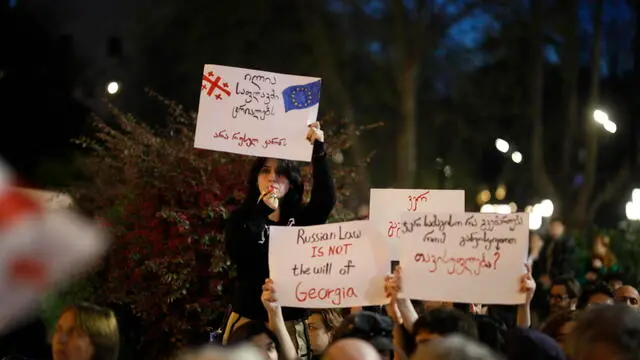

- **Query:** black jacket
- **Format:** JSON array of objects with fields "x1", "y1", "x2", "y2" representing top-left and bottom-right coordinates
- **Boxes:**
[{"x1": 224, "y1": 142, "x2": 336, "y2": 321}]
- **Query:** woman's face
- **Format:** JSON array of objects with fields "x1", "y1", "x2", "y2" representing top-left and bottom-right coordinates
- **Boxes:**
[
  {"x1": 257, "y1": 159, "x2": 290, "y2": 199},
  {"x1": 307, "y1": 313, "x2": 332, "y2": 355},
  {"x1": 250, "y1": 333, "x2": 278, "y2": 360},
  {"x1": 52, "y1": 309, "x2": 95, "y2": 360}
]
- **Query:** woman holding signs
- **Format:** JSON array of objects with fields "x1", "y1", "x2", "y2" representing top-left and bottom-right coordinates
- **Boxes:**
[{"x1": 223, "y1": 122, "x2": 336, "y2": 360}]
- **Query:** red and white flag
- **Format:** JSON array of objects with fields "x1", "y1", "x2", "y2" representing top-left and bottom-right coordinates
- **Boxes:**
[{"x1": 0, "y1": 158, "x2": 108, "y2": 333}]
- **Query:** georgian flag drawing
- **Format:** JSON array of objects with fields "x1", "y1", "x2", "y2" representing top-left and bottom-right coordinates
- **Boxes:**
[{"x1": 0, "y1": 158, "x2": 108, "y2": 334}]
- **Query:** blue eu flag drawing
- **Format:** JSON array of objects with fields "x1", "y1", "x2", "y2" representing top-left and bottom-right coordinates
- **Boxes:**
[{"x1": 282, "y1": 80, "x2": 322, "y2": 113}]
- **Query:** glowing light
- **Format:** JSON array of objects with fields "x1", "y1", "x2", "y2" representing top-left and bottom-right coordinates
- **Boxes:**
[
  {"x1": 480, "y1": 204, "x2": 495, "y2": 213},
  {"x1": 539, "y1": 199, "x2": 554, "y2": 218},
  {"x1": 626, "y1": 202, "x2": 640, "y2": 221},
  {"x1": 529, "y1": 212, "x2": 542, "y2": 230},
  {"x1": 107, "y1": 81, "x2": 120, "y2": 95},
  {"x1": 511, "y1": 151, "x2": 523, "y2": 164},
  {"x1": 593, "y1": 109, "x2": 609, "y2": 124},
  {"x1": 603, "y1": 120, "x2": 617, "y2": 134},
  {"x1": 495, "y1": 138, "x2": 509, "y2": 153}
]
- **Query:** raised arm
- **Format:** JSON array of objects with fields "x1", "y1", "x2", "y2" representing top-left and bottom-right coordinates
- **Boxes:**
[
  {"x1": 385, "y1": 267, "x2": 419, "y2": 333},
  {"x1": 299, "y1": 140, "x2": 336, "y2": 225},
  {"x1": 516, "y1": 264, "x2": 536, "y2": 328},
  {"x1": 262, "y1": 279, "x2": 299, "y2": 360}
]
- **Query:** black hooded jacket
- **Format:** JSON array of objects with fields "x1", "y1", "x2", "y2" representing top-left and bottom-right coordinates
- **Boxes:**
[{"x1": 224, "y1": 141, "x2": 336, "y2": 321}]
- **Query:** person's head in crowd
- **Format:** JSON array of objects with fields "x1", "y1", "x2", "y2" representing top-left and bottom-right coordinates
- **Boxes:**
[
  {"x1": 412, "y1": 307, "x2": 478, "y2": 345},
  {"x1": 423, "y1": 301, "x2": 454, "y2": 312},
  {"x1": 410, "y1": 334, "x2": 498, "y2": 360},
  {"x1": 452, "y1": 302, "x2": 487, "y2": 315},
  {"x1": 592, "y1": 235, "x2": 615, "y2": 265},
  {"x1": 307, "y1": 309, "x2": 343, "y2": 357},
  {"x1": 576, "y1": 282, "x2": 614, "y2": 310},
  {"x1": 322, "y1": 338, "x2": 382, "y2": 360},
  {"x1": 178, "y1": 344, "x2": 263, "y2": 360},
  {"x1": 614, "y1": 285, "x2": 640, "y2": 310},
  {"x1": 565, "y1": 304, "x2": 640, "y2": 360},
  {"x1": 505, "y1": 327, "x2": 567, "y2": 360},
  {"x1": 472, "y1": 314, "x2": 507, "y2": 354},
  {"x1": 243, "y1": 157, "x2": 304, "y2": 219},
  {"x1": 227, "y1": 321, "x2": 279, "y2": 360},
  {"x1": 540, "y1": 310, "x2": 579, "y2": 350},
  {"x1": 549, "y1": 276, "x2": 581, "y2": 314},
  {"x1": 52, "y1": 302, "x2": 120, "y2": 360},
  {"x1": 332, "y1": 311, "x2": 395, "y2": 360},
  {"x1": 548, "y1": 218, "x2": 565, "y2": 240},
  {"x1": 604, "y1": 272, "x2": 625, "y2": 291}
]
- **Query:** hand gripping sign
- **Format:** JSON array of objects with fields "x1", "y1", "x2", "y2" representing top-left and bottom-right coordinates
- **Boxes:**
[{"x1": 0, "y1": 158, "x2": 108, "y2": 334}]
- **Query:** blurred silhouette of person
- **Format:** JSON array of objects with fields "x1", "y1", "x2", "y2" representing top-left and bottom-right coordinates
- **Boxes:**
[{"x1": 538, "y1": 219, "x2": 577, "y2": 289}]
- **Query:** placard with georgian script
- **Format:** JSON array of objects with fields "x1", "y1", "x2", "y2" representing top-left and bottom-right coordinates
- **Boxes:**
[
  {"x1": 399, "y1": 212, "x2": 528, "y2": 304},
  {"x1": 369, "y1": 189, "x2": 465, "y2": 261},
  {"x1": 269, "y1": 221, "x2": 389, "y2": 308},
  {"x1": 195, "y1": 64, "x2": 322, "y2": 161}
]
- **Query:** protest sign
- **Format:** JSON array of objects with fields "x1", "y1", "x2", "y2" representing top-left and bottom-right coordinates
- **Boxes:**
[
  {"x1": 195, "y1": 64, "x2": 322, "y2": 161},
  {"x1": 269, "y1": 221, "x2": 389, "y2": 308},
  {"x1": 369, "y1": 189, "x2": 465, "y2": 260},
  {"x1": 399, "y1": 212, "x2": 528, "y2": 304}
]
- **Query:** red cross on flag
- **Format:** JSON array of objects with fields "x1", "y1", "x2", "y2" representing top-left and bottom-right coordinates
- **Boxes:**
[{"x1": 0, "y1": 158, "x2": 108, "y2": 334}]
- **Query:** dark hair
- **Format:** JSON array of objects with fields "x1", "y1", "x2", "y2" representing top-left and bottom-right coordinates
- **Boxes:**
[
  {"x1": 310, "y1": 309, "x2": 343, "y2": 334},
  {"x1": 412, "y1": 307, "x2": 478, "y2": 339},
  {"x1": 551, "y1": 276, "x2": 582, "y2": 299},
  {"x1": 540, "y1": 309, "x2": 579, "y2": 341},
  {"x1": 576, "y1": 282, "x2": 614, "y2": 310},
  {"x1": 604, "y1": 271, "x2": 625, "y2": 284},
  {"x1": 242, "y1": 158, "x2": 304, "y2": 223},
  {"x1": 549, "y1": 218, "x2": 564, "y2": 225},
  {"x1": 473, "y1": 314, "x2": 507, "y2": 354},
  {"x1": 566, "y1": 304, "x2": 640, "y2": 359},
  {"x1": 226, "y1": 320, "x2": 280, "y2": 352}
]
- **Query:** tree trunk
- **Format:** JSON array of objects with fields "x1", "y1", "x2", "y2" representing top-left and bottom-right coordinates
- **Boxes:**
[
  {"x1": 396, "y1": 62, "x2": 419, "y2": 187},
  {"x1": 560, "y1": 0, "x2": 580, "y2": 190},
  {"x1": 295, "y1": 0, "x2": 372, "y2": 204},
  {"x1": 529, "y1": 0, "x2": 558, "y2": 208},
  {"x1": 573, "y1": 0, "x2": 604, "y2": 228}
]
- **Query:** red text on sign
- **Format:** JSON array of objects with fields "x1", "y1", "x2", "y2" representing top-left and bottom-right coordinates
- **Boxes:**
[
  {"x1": 311, "y1": 243, "x2": 353, "y2": 258},
  {"x1": 407, "y1": 191, "x2": 430, "y2": 211},
  {"x1": 413, "y1": 249, "x2": 501, "y2": 276},
  {"x1": 387, "y1": 221, "x2": 401, "y2": 238},
  {"x1": 212, "y1": 129, "x2": 287, "y2": 149},
  {"x1": 295, "y1": 281, "x2": 358, "y2": 306}
]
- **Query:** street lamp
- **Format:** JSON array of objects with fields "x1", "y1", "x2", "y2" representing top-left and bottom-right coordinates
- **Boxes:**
[
  {"x1": 593, "y1": 109, "x2": 617, "y2": 134},
  {"x1": 539, "y1": 199, "x2": 554, "y2": 217},
  {"x1": 603, "y1": 121, "x2": 617, "y2": 134},
  {"x1": 107, "y1": 81, "x2": 120, "y2": 95},
  {"x1": 495, "y1": 138, "x2": 509, "y2": 153},
  {"x1": 626, "y1": 188, "x2": 640, "y2": 221},
  {"x1": 511, "y1": 151, "x2": 523, "y2": 164}
]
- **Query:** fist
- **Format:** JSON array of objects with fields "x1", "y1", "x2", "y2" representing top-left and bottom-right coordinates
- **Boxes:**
[
  {"x1": 306, "y1": 122, "x2": 324, "y2": 143},
  {"x1": 261, "y1": 186, "x2": 279, "y2": 210}
]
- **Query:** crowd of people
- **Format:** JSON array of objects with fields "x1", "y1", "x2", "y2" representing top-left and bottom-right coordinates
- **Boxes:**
[{"x1": 3, "y1": 123, "x2": 640, "y2": 360}]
